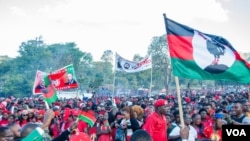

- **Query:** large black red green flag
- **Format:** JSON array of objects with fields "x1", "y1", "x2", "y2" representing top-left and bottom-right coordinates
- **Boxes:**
[{"x1": 163, "y1": 14, "x2": 250, "y2": 83}]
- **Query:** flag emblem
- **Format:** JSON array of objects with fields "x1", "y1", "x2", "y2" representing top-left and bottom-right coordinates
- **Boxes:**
[{"x1": 192, "y1": 31, "x2": 235, "y2": 74}]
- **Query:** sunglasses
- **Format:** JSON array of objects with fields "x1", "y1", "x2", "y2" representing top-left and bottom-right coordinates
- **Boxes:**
[{"x1": 22, "y1": 114, "x2": 28, "y2": 116}]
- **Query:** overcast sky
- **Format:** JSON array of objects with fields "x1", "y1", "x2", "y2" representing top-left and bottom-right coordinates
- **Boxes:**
[{"x1": 0, "y1": 0, "x2": 249, "y2": 61}]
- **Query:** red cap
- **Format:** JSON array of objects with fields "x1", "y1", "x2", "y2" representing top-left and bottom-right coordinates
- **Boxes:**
[
  {"x1": 39, "y1": 110, "x2": 45, "y2": 115},
  {"x1": 2, "y1": 110, "x2": 10, "y2": 114},
  {"x1": 154, "y1": 99, "x2": 167, "y2": 107},
  {"x1": 54, "y1": 111, "x2": 60, "y2": 116}
]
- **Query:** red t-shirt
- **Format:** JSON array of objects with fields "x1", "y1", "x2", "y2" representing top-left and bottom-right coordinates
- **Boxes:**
[{"x1": 142, "y1": 112, "x2": 167, "y2": 141}]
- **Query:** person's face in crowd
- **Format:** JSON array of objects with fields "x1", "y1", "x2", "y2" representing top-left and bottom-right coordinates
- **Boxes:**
[
  {"x1": 231, "y1": 103, "x2": 243, "y2": 116},
  {"x1": 22, "y1": 114, "x2": 28, "y2": 120},
  {"x1": 28, "y1": 113, "x2": 34, "y2": 118},
  {"x1": 148, "y1": 106, "x2": 154, "y2": 113},
  {"x1": 200, "y1": 111, "x2": 208, "y2": 119},
  {"x1": 98, "y1": 114, "x2": 105, "y2": 121},
  {"x1": 36, "y1": 113, "x2": 43, "y2": 119},
  {"x1": 211, "y1": 102, "x2": 216, "y2": 109},
  {"x1": 214, "y1": 118, "x2": 225, "y2": 129},
  {"x1": 9, "y1": 124, "x2": 21, "y2": 138},
  {"x1": 165, "y1": 115, "x2": 172, "y2": 125},
  {"x1": 184, "y1": 105, "x2": 192, "y2": 114},
  {"x1": 203, "y1": 98, "x2": 208, "y2": 104},
  {"x1": 165, "y1": 105, "x2": 171, "y2": 114},
  {"x1": 8, "y1": 116, "x2": 14, "y2": 123},
  {"x1": 97, "y1": 106, "x2": 101, "y2": 111},
  {"x1": 116, "y1": 114, "x2": 123, "y2": 121},
  {"x1": 192, "y1": 114, "x2": 201, "y2": 125},
  {"x1": 104, "y1": 112, "x2": 109, "y2": 120},
  {"x1": 204, "y1": 105, "x2": 212, "y2": 113},
  {"x1": 243, "y1": 103, "x2": 250, "y2": 113},
  {"x1": 0, "y1": 129, "x2": 14, "y2": 141},
  {"x1": 122, "y1": 111, "x2": 130, "y2": 120},
  {"x1": 161, "y1": 105, "x2": 168, "y2": 115},
  {"x1": 174, "y1": 114, "x2": 180, "y2": 123},
  {"x1": 184, "y1": 115, "x2": 192, "y2": 126}
]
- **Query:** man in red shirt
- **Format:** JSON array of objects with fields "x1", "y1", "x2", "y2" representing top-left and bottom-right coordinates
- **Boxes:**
[{"x1": 143, "y1": 99, "x2": 168, "y2": 141}]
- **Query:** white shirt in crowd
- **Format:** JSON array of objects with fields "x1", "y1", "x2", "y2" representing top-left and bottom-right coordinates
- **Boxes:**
[{"x1": 169, "y1": 125, "x2": 197, "y2": 141}]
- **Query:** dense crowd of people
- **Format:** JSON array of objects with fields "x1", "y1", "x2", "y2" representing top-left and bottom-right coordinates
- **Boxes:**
[{"x1": 0, "y1": 89, "x2": 250, "y2": 141}]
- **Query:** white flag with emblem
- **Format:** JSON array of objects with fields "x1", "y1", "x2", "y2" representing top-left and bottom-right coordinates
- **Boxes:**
[{"x1": 115, "y1": 53, "x2": 152, "y2": 73}]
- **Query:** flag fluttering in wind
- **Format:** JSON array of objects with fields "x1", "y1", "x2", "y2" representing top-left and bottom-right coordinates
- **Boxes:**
[
  {"x1": 33, "y1": 70, "x2": 50, "y2": 94},
  {"x1": 48, "y1": 64, "x2": 78, "y2": 90},
  {"x1": 78, "y1": 111, "x2": 96, "y2": 127},
  {"x1": 163, "y1": 15, "x2": 250, "y2": 83},
  {"x1": 115, "y1": 53, "x2": 152, "y2": 73},
  {"x1": 42, "y1": 84, "x2": 58, "y2": 104}
]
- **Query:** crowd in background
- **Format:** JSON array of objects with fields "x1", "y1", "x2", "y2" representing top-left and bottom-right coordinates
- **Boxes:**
[{"x1": 0, "y1": 88, "x2": 250, "y2": 141}]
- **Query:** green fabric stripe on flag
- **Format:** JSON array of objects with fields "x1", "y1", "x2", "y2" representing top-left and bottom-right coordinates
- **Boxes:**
[
  {"x1": 78, "y1": 115, "x2": 95, "y2": 127},
  {"x1": 171, "y1": 58, "x2": 250, "y2": 83},
  {"x1": 43, "y1": 75, "x2": 50, "y2": 87},
  {"x1": 44, "y1": 92, "x2": 58, "y2": 104}
]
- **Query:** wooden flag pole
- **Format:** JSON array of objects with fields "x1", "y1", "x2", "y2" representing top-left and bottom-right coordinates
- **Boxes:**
[
  {"x1": 174, "y1": 76, "x2": 185, "y2": 128},
  {"x1": 44, "y1": 100, "x2": 50, "y2": 110}
]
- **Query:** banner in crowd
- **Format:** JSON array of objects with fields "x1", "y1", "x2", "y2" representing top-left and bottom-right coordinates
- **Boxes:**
[
  {"x1": 48, "y1": 64, "x2": 78, "y2": 90},
  {"x1": 115, "y1": 53, "x2": 152, "y2": 73},
  {"x1": 164, "y1": 16, "x2": 250, "y2": 83},
  {"x1": 33, "y1": 70, "x2": 50, "y2": 94}
]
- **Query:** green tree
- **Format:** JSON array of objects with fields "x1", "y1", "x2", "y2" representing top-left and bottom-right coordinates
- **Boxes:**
[
  {"x1": 148, "y1": 35, "x2": 172, "y2": 94},
  {"x1": 0, "y1": 37, "x2": 91, "y2": 97},
  {"x1": 101, "y1": 50, "x2": 113, "y2": 63}
]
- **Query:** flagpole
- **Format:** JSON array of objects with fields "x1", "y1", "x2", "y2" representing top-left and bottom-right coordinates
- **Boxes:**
[
  {"x1": 149, "y1": 61, "x2": 153, "y2": 96},
  {"x1": 112, "y1": 51, "x2": 117, "y2": 105},
  {"x1": 163, "y1": 13, "x2": 185, "y2": 128},
  {"x1": 44, "y1": 101, "x2": 50, "y2": 110},
  {"x1": 112, "y1": 70, "x2": 116, "y2": 98},
  {"x1": 174, "y1": 76, "x2": 185, "y2": 128}
]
